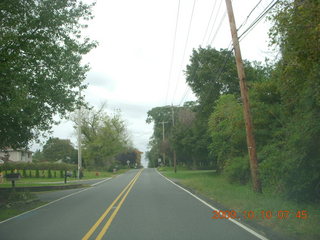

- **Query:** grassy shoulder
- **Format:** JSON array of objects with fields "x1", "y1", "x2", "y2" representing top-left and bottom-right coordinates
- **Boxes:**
[
  {"x1": 159, "y1": 167, "x2": 319, "y2": 240},
  {"x1": 0, "y1": 191, "x2": 46, "y2": 222}
]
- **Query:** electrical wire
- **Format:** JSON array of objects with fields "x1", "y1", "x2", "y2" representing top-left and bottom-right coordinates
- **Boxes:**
[
  {"x1": 165, "y1": 0, "x2": 181, "y2": 105},
  {"x1": 209, "y1": 9, "x2": 227, "y2": 45},
  {"x1": 171, "y1": 0, "x2": 197, "y2": 104},
  {"x1": 201, "y1": 0, "x2": 219, "y2": 46},
  {"x1": 237, "y1": 0, "x2": 263, "y2": 31},
  {"x1": 238, "y1": 0, "x2": 279, "y2": 41},
  {"x1": 205, "y1": 0, "x2": 223, "y2": 46}
]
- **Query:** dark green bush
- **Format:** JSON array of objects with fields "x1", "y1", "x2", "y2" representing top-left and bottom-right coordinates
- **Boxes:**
[
  {"x1": 48, "y1": 169, "x2": 52, "y2": 178},
  {"x1": 22, "y1": 169, "x2": 27, "y2": 178},
  {"x1": 224, "y1": 156, "x2": 250, "y2": 185}
]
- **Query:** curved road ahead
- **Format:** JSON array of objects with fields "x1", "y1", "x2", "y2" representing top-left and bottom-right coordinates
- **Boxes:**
[{"x1": 0, "y1": 168, "x2": 267, "y2": 240}]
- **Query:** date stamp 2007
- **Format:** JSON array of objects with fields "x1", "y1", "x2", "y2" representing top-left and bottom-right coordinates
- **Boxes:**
[{"x1": 211, "y1": 210, "x2": 308, "y2": 220}]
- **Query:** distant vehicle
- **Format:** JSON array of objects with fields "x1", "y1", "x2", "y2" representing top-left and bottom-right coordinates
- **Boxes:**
[
  {"x1": 0, "y1": 160, "x2": 4, "y2": 164},
  {"x1": 66, "y1": 171, "x2": 72, "y2": 177}
]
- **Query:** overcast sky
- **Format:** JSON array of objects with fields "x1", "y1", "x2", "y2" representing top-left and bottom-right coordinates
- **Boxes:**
[{"x1": 33, "y1": 0, "x2": 277, "y2": 167}]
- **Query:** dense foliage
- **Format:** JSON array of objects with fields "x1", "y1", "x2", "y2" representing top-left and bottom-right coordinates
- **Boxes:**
[
  {"x1": 0, "y1": 0, "x2": 96, "y2": 149},
  {"x1": 33, "y1": 137, "x2": 77, "y2": 164},
  {"x1": 78, "y1": 106, "x2": 141, "y2": 170},
  {"x1": 146, "y1": 0, "x2": 319, "y2": 202}
]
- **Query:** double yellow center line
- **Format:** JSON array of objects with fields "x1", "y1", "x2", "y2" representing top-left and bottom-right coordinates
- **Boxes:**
[{"x1": 82, "y1": 169, "x2": 143, "y2": 240}]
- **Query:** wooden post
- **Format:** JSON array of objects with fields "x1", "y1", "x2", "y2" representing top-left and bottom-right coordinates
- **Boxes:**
[{"x1": 225, "y1": 0, "x2": 262, "y2": 193}]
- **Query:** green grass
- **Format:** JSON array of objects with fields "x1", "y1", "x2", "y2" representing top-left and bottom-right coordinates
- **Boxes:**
[
  {"x1": 160, "y1": 167, "x2": 320, "y2": 240},
  {"x1": 0, "y1": 201, "x2": 46, "y2": 222},
  {"x1": 0, "y1": 191, "x2": 47, "y2": 222}
]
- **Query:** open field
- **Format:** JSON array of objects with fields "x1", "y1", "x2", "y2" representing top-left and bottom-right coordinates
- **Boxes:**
[{"x1": 159, "y1": 167, "x2": 320, "y2": 240}]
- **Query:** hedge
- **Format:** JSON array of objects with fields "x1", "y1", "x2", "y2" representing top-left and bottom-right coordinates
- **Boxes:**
[{"x1": 0, "y1": 162, "x2": 77, "y2": 172}]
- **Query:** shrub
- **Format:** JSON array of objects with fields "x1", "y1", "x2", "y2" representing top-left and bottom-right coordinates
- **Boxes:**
[
  {"x1": 48, "y1": 169, "x2": 52, "y2": 178},
  {"x1": 22, "y1": 169, "x2": 27, "y2": 178},
  {"x1": 224, "y1": 156, "x2": 250, "y2": 185}
]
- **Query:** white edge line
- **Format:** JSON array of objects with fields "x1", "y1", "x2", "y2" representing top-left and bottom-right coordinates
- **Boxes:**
[
  {"x1": 156, "y1": 169, "x2": 269, "y2": 240},
  {"x1": 91, "y1": 177, "x2": 111, "y2": 186},
  {"x1": 0, "y1": 177, "x2": 111, "y2": 225}
]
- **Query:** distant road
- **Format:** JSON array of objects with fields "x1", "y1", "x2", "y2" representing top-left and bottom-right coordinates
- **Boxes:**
[{"x1": 0, "y1": 168, "x2": 267, "y2": 240}]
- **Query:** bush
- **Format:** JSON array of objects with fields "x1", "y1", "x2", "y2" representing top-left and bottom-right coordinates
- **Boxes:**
[
  {"x1": 224, "y1": 156, "x2": 250, "y2": 185},
  {"x1": 35, "y1": 169, "x2": 39, "y2": 178},
  {"x1": 22, "y1": 169, "x2": 27, "y2": 178},
  {"x1": 48, "y1": 169, "x2": 52, "y2": 178}
]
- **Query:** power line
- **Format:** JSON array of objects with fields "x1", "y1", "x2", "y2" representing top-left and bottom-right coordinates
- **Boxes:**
[
  {"x1": 205, "y1": 0, "x2": 223, "y2": 46},
  {"x1": 237, "y1": 0, "x2": 263, "y2": 31},
  {"x1": 201, "y1": 0, "x2": 219, "y2": 46},
  {"x1": 171, "y1": 0, "x2": 197, "y2": 104},
  {"x1": 238, "y1": 0, "x2": 279, "y2": 41},
  {"x1": 209, "y1": 9, "x2": 227, "y2": 45},
  {"x1": 165, "y1": 0, "x2": 181, "y2": 105}
]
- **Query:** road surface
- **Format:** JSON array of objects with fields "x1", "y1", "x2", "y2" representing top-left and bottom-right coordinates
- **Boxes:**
[{"x1": 0, "y1": 168, "x2": 267, "y2": 240}]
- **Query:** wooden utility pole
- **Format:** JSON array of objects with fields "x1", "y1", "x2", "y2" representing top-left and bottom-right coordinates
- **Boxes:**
[
  {"x1": 160, "y1": 121, "x2": 168, "y2": 166},
  {"x1": 225, "y1": 0, "x2": 262, "y2": 193},
  {"x1": 171, "y1": 105, "x2": 177, "y2": 173},
  {"x1": 77, "y1": 90, "x2": 82, "y2": 180}
]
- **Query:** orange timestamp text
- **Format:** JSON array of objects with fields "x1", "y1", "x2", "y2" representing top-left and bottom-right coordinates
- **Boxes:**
[{"x1": 211, "y1": 210, "x2": 308, "y2": 220}]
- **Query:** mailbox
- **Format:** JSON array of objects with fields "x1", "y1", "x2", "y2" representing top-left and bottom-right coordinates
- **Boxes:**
[{"x1": 5, "y1": 173, "x2": 21, "y2": 181}]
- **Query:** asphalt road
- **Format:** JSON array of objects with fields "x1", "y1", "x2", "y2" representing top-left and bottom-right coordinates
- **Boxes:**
[{"x1": 0, "y1": 168, "x2": 267, "y2": 240}]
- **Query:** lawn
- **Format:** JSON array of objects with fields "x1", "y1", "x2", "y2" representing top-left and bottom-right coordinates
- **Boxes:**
[{"x1": 159, "y1": 167, "x2": 320, "y2": 240}]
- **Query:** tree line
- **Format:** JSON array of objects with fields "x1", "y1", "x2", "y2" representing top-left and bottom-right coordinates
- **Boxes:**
[
  {"x1": 146, "y1": 0, "x2": 319, "y2": 202},
  {"x1": 32, "y1": 106, "x2": 142, "y2": 171}
]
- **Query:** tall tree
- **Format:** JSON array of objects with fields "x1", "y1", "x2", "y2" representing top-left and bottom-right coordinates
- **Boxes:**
[
  {"x1": 0, "y1": 0, "x2": 97, "y2": 149},
  {"x1": 79, "y1": 107, "x2": 131, "y2": 169},
  {"x1": 42, "y1": 137, "x2": 77, "y2": 163},
  {"x1": 266, "y1": 0, "x2": 320, "y2": 201}
]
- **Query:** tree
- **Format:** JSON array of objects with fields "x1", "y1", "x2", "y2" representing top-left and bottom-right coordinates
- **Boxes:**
[
  {"x1": 0, "y1": 0, "x2": 97, "y2": 150},
  {"x1": 264, "y1": 0, "x2": 320, "y2": 201},
  {"x1": 185, "y1": 47, "x2": 268, "y2": 117},
  {"x1": 79, "y1": 106, "x2": 131, "y2": 169},
  {"x1": 42, "y1": 138, "x2": 77, "y2": 163},
  {"x1": 208, "y1": 94, "x2": 246, "y2": 172}
]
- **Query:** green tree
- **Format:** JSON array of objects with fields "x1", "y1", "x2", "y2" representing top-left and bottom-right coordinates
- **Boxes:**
[
  {"x1": 79, "y1": 107, "x2": 130, "y2": 169},
  {"x1": 32, "y1": 149, "x2": 44, "y2": 162},
  {"x1": 0, "y1": 0, "x2": 97, "y2": 149},
  {"x1": 265, "y1": 0, "x2": 320, "y2": 201},
  {"x1": 42, "y1": 138, "x2": 77, "y2": 163},
  {"x1": 208, "y1": 94, "x2": 246, "y2": 172}
]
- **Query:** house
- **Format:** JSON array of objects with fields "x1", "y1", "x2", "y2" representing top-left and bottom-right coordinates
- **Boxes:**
[{"x1": 0, "y1": 148, "x2": 33, "y2": 162}]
